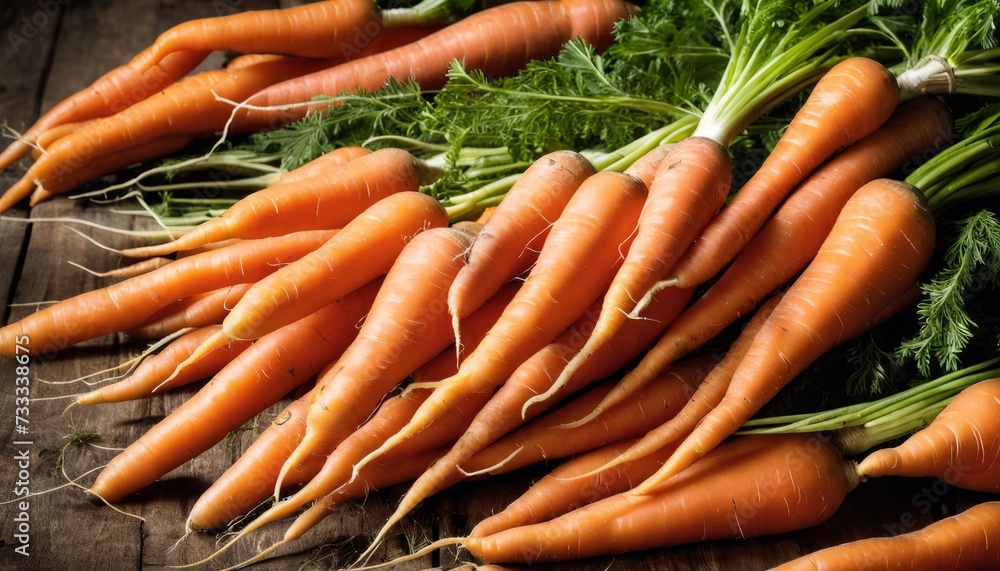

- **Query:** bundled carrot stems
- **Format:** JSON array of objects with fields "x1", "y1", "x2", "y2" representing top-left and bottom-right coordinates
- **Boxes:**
[{"x1": 2, "y1": 0, "x2": 1000, "y2": 568}]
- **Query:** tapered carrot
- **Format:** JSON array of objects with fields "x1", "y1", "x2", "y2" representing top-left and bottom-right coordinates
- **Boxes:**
[
  {"x1": 0, "y1": 55, "x2": 347, "y2": 212},
  {"x1": 770, "y1": 501, "x2": 1000, "y2": 571},
  {"x1": 621, "y1": 143, "x2": 674, "y2": 187},
  {"x1": 124, "y1": 283, "x2": 252, "y2": 340},
  {"x1": 0, "y1": 49, "x2": 208, "y2": 170},
  {"x1": 665, "y1": 56, "x2": 902, "y2": 289},
  {"x1": 468, "y1": 436, "x2": 679, "y2": 538},
  {"x1": 353, "y1": 171, "x2": 647, "y2": 494},
  {"x1": 573, "y1": 95, "x2": 953, "y2": 426},
  {"x1": 81, "y1": 257, "x2": 174, "y2": 280},
  {"x1": 121, "y1": 148, "x2": 438, "y2": 258},
  {"x1": 30, "y1": 120, "x2": 95, "y2": 160},
  {"x1": 447, "y1": 150, "x2": 595, "y2": 343},
  {"x1": 857, "y1": 379, "x2": 1000, "y2": 493},
  {"x1": 274, "y1": 225, "x2": 481, "y2": 496},
  {"x1": 634, "y1": 177, "x2": 936, "y2": 495},
  {"x1": 76, "y1": 325, "x2": 252, "y2": 405},
  {"x1": 449, "y1": 433, "x2": 858, "y2": 564},
  {"x1": 234, "y1": 0, "x2": 635, "y2": 129},
  {"x1": 88, "y1": 279, "x2": 381, "y2": 503},
  {"x1": 133, "y1": 0, "x2": 381, "y2": 72},
  {"x1": 272, "y1": 146, "x2": 371, "y2": 186},
  {"x1": 0, "y1": 230, "x2": 335, "y2": 357},
  {"x1": 547, "y1": 136, "x2": 730, "y2": 401},
  {"x1": 192, "y1": 282, "x2": 518, "y2": 538}
]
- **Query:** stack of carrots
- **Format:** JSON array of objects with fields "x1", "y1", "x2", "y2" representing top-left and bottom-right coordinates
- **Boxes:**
[{"x1": 2, "y1": 0, "x2": 1000, "y2": 569}]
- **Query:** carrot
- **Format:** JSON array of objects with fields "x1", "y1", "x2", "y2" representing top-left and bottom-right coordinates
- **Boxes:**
[
  {"x1": 0, "y1": 53, "x2": 361, "y2": 212},
  {"x1": 76, "y1": 325, "x2": 252, "y2": 405},
  {"x1": 634, "y1": 177, "x2": 936, "y2": 494},
  {"x1": 857, "y1": 379, "x2": 1000, "y2": 493},
  {"x1": 353, "y1": 171, "x2": 647, "y2": 490},
  {"x1": 120, "y1": 147, "x2": 438, "y2": 258},
  {"x1": 548, "y1": 136, "x2": 731, "y2": 401},
  {"x1": 468, "y1": 436, "x2": 679, "y2": 538},
  {"x1": 572, "y1": 95, "x2": 953, "y2": 426},
  {"x1": 454, "y1": 433, "x2": 858, "y2": 564},
  {"x1": 233, "y1": 0, "x2": 635, "y2": 129},
  {"x1": 770, "y1": 501, "x2": 1000, "y2": 571},
  {"x1": 0, "y1": 49, "x2": 208, "y2": 170},
  {"x1": 188, "y1": 281, "x2": 518, "y2": 536},
  {"x1": 124, "y1": 283, "x2": 252, "y2": 340},
  {"x1": 30, "y1": 119, "x2": 95, "y2": 160},
  {"x1": 88, "y1": 279, "x2": 381, "y2": 503},
  {"x1": 447, "y1": 150, "x2": 595, "y2": 344},
  {"x1": 274, "y1": 225, "x2": 481, "y2": 496},
  {"x1": 357, "y1": 283, "x2": 695, "y2": 562},
  {"x1": 132, "y1": 0, "x2": 381, "y2": 71},
  {"x1": 89, "y1": 257, "x2": 174, "y2": 280},
  {"x1": 217, "y1": 191, "x2": 448, "y2": 342},
  {"x1": 665, "y1": 56, "x2": 902, "y2": 289},
  {"x1": 0, "y1": 229, "x2": 335, "y2": 357},
  {"x1": 272, "y1": 146, "x2": 371, "y2": 186}
]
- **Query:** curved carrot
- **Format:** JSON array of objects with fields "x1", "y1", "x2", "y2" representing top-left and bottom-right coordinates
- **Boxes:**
[
  {"x1": 447, "y1": 150, "x2": 595, "y2": 339},
  {"x1": 770, "y1": 501, "x2": 1000, "y2": 571},
  {"x1": 636, "y1": 177, "x2": 936, "y2": 494},
  {"x1": 134, "y1": 0, "x2": 380, "y2": 71},
  {"x1": 276, "y1": 225, "x2": 480, "y2": 495},
  {"x1": 124, "y1": 283, "x2": 252, "y2": 340},
  {"x1": 0, "y1": 230, "x2": 335, "y2": 357},
  {"x1": 549, "y1": 136, "x2": 730, "y2": 400},
  {"x1": 461, "y1": 433, "x2": 858, "y2": 564},
  {"x1": 576, "y1": 95, "x2": 953, "y2": 425},
  {"x1": 0, "y1": 49, "x2": 208, "y2": 170},
  {"x1": 121, "y1": 148, "x2": 437, "y2": 258},
  {"x1": 857, "y1": 379, "x2": 1000, "y2": 493},
  {"x1": 76, "y1": 325, "x2": 252, "y2": 405},
  {"x1": 356, "y1": 171, "x2": 647, "y2": 488},
  {"x1": 88, "y1": 279, "x2": 381, "y2": 503},
  {"x1": 272, "y1": 146, "x2": 371, "y2": 186},
  {"x1": 666, "y1": 57, "x2": 902, "y2": 289},
  {"x1": 1, "y1": 55, "x2": 342, "y2": 212},
  {"x1": 234, "y1": 0, "x2": 634, "y2": 129},
  {"x1": 468, "y1": 436, "x2": 678, "y2": 538}
]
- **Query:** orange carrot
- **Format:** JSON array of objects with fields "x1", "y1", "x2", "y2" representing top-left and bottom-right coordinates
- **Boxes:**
[
  {"x1": 234, "y1": 0, "x2": 634, "y2": 129},
  {"x1": 666, "y1": 56, "x2": 902, "y2": 289},
  {"x1": 447, "y1": 150, "x2": 595, "y2": 341},
  {"x1": 573, "y1": 95, "x2": 952, "y2": 425},
  {"x1": 0, "y1": 49, "x2": 208, "y2": 170},
  {"x1": 621, "y1": 143, "x2": 673, "y2": 187},
  {"x1": 124, "y1": 283, "x2": 252, "y2": 340},
  {"x1": 457, "y1": 433, "x2": 858, "y2": 564},
  {"x1": 857, "y1": 379, "x2": 1000, "y2": 493},
  {"x1": 549, "y1": 136, "x2": 730, "y2": 400},
  {"x1": 30, "y1": 119, "x2": 95, "y2": 160},
  {"x1": 76, "y1": 325, "x2": 252, "y2": 405},
  {"x1": 635, "y1": 177, "x2": 936, "y2": 494},
  {"x1": 88, "y1": 279, "x2": 381, "y2": 503},
  {"x1": 355, "y1": 171, "x2": 647, "y2": 487},
  {"x1": 133, "y1": 0, "x2": 381, "y2": 71},
  {"x1": 275, "y1": 225, "x2": 480, "y2": 495},
  {"x1": 121, "y1": 147, "x2": 437, "y2": 258},
  {"x1": 90, "y1": 257, "x2": 174, "y2": 280},
  {"x1": 468, "y1": 436, "x2": 679, "y2": 538},
  {"x1": 770, "y1": 501, "x2": 1000, "y2": 571},
  {"x1": 0, "y1": 230, "x2": 335, "y2": 357},
  {"x1": 272, "y1": 146, "x2": 371, "y2": 186}
]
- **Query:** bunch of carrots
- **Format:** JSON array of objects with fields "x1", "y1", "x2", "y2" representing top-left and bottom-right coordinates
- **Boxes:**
[{"x1": 2, "y1": 0, "x2": 1000, "y2": 568}]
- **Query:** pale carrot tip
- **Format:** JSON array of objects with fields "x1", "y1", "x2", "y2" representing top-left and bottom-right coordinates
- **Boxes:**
[
  {"x1": 28, "y1": 187, "x2": 52, "y2": 207},
  {"x1": 161, "y1": 330, "x2": 230, "y2": 389},
  {"x1": 120, "y1": 241, "x2": 180, "y2": 259}
]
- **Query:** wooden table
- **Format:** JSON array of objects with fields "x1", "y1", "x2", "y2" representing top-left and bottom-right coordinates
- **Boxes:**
[{"x1": 0, "y1": 1, "x2": 992, "y2": 569}]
